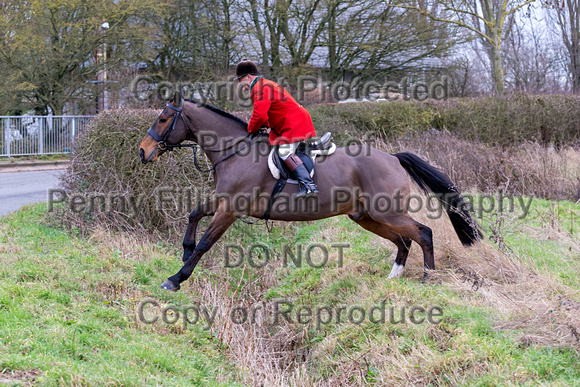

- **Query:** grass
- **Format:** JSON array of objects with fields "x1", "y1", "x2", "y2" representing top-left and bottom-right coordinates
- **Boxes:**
[
  {"x1": 474, "y1": 195, "x2": 580, "y2": 288},
  {"x1": 244, "y1": 212, "x2": 580, "y2": 385},
  {"x1": 0, "y1": 154, "x2": 69, "y2": 163},
  {"x1": 0, "y1": 204, "x2": 240, "y2": 386},
  {"x1": 1, "y1": 196, "x2": 580, "y2": 385}
]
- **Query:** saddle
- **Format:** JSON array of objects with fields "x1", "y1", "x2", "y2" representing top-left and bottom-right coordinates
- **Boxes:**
[
  {"x1": 261, "y1": 132, "x2": 336, "y2": 220},
  {"x1": 267, "y1": 132, "x2": 336, "y2": 183}
]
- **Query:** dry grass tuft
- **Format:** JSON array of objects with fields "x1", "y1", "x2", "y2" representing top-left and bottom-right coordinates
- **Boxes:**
[
  {"x1": 406, "y1": 186, "x2": 580, "y2": 352},
  {"x1": 180, "y1": 267, "x2": 312, "y2": 386}
]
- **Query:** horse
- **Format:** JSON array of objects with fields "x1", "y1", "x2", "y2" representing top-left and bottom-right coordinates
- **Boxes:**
[{"x1": 139, "y1": 98, "x2": 482, "y2": 292}]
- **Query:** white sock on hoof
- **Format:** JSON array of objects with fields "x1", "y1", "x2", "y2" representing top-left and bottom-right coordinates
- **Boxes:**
[{"x1": 388, "y1": 263, "x2": 404, "y2": 279}]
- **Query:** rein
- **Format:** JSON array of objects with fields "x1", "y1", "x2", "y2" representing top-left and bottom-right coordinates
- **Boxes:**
[
  {"x1": 148, "y1": 100, "x2": 257, "y2": 173},
  {"x1": 191, "y1": 138, "x2": 253, "y2": 173}
]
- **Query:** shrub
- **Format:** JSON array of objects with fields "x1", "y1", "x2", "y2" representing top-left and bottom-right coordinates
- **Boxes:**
[
  {"x1": 431, "y1": 94, "x2": 580, "y2": 146},
  {"x1": 60, "y1": 109, "x2": 213, "y2": 239},
  {"x1": 309, "y1": 101, "x2": 435, "y2": 142},
  {"x1": 309, "y1": 94, "x2": 580, "y2": 147}
]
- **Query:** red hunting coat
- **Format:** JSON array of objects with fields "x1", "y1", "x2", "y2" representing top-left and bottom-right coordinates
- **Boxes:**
[{"x1": 247, "y1": 77, "x2": 316, "y2": 145}]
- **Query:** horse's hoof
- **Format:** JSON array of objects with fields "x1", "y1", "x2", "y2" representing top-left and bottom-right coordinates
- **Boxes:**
[
  {"x1": 387, "y1": 263, "x2": 405, "y2": 279},
  {"x1": 421, "y1": 271, "x2": 433, "y2": 284},
  {"x1": 161, "y1": 280, "x2": 180, "y2": 292}
]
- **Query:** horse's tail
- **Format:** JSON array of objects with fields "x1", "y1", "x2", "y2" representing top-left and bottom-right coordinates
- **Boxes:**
[{"x1": 393, "y1": 152, "x2": 483, "y2": 246}]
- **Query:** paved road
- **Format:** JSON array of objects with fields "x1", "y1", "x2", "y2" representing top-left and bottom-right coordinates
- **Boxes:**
[{"x1": 0, "y1": 170, "x2": 65, "y2": 216}]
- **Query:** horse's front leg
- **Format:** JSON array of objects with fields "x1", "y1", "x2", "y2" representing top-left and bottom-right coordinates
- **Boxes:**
[
  {"x1": 162, "y1": 207, "x2": 237, "y2": 291},
  {"x1": 182, "y1": 200, "x2": 218, "y2": 262}
]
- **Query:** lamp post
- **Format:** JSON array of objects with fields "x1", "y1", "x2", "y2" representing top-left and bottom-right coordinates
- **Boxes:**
[{"x1": 95, "y1": 22, "x2": 109, "y2": 114}]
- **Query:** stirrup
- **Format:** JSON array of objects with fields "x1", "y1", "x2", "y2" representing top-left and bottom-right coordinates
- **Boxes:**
[{"x1": 296, "y1": 183, "x2": 319, "y2": 198}]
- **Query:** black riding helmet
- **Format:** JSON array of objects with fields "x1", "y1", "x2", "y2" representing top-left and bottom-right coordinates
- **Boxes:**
[{"x1": 235, "y1": 60, "x2": 260, "y2": 80}]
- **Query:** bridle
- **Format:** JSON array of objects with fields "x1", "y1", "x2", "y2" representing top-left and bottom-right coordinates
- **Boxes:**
[
  {"x1": 147, "y1": 100, "x2": 258, "y2": 173},
  {"x1": 147, "y1": 99, "x2": 190, "y2": 152}
]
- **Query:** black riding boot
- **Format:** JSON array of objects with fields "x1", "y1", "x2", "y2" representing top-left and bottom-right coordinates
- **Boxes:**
[{"x1": 283, "y1": 154, "x2": 319, "y2": 198}]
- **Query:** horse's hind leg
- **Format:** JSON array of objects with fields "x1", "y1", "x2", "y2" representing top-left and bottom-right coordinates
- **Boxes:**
[
  {"x1": 376, "y1": 214, "x2": 435, "y2": 279},
  {"x1": 388, "y1": 236, "x2": 413, "y2": 279},
  {"x1": 348, "y1": 215, "x2": 412, "y2": 279},
  {"x1": 362, "y1": 209, "x2": 435, "y2": 279}
]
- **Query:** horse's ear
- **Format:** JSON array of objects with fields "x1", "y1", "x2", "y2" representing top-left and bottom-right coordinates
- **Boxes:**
[{"x1": 174, "y1": 91, "x2": 182, "y2": 107}]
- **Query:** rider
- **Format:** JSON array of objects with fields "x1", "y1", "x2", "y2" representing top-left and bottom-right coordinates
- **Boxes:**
[{"x1": 235, "y1": 60, "x2": 319, "y2": 198}]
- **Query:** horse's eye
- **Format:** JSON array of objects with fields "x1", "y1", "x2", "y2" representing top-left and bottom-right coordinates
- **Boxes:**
[{"x1": 159, "y1": 118, "x2": 167, "y2": 123}]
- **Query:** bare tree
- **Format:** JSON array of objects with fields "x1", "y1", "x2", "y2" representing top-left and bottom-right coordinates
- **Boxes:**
[
  {"x1": 325, "y1": 0, "x2": 459, "y2": 81},
  {"x1": 151, "y1": 0, "x2": 241, "y2": 81},
  {"x1": 387, "y1": 0, "x2": 536, "y2": 94},
  {"x1": 240, "y1": 0, "x2": 458, "y2": 82},
  {"x1": 243, "y1": 0, "x2": 286, "y2": 77},
  {"x1": 504, "y1": 12, "x2": 564, "y2": 93},
  {"x1": 547, "y1": 0, "x2": 580, "y2": 93},
  {"x1": 439, "y1": 54, "x2": 481, "y2": 97},
  {"x1": 278, "y1": 0, "x2": 331, "y2": 69}
]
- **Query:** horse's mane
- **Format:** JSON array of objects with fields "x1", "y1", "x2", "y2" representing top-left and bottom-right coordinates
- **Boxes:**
[{"x1": 184, "y1": 98, "x2": 248, "y2": 127}]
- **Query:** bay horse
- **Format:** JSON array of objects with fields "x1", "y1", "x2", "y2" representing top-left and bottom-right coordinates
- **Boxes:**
[{"x1": 139, "y1": 99, "x2": 482, "y2": 292}]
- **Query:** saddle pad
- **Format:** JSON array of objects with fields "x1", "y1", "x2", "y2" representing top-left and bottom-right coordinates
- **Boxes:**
[{"x1": 267, "y1": 143, "x2": 337, "y2": 184}]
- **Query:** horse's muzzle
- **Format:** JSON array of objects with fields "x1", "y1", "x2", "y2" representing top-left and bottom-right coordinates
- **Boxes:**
[{"x1": 140, "y1": 147, "x2": 161, "y2": 163}]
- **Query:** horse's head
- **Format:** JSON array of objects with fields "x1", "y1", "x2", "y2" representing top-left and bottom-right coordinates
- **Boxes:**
[{"x1": 139, "y1": 99, "x2": 190, "y2": 163}]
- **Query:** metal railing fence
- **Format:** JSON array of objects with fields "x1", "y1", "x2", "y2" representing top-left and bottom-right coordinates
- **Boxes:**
[{"x1": 0, "y1": 116, "x2": 93, "y2": 157}]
